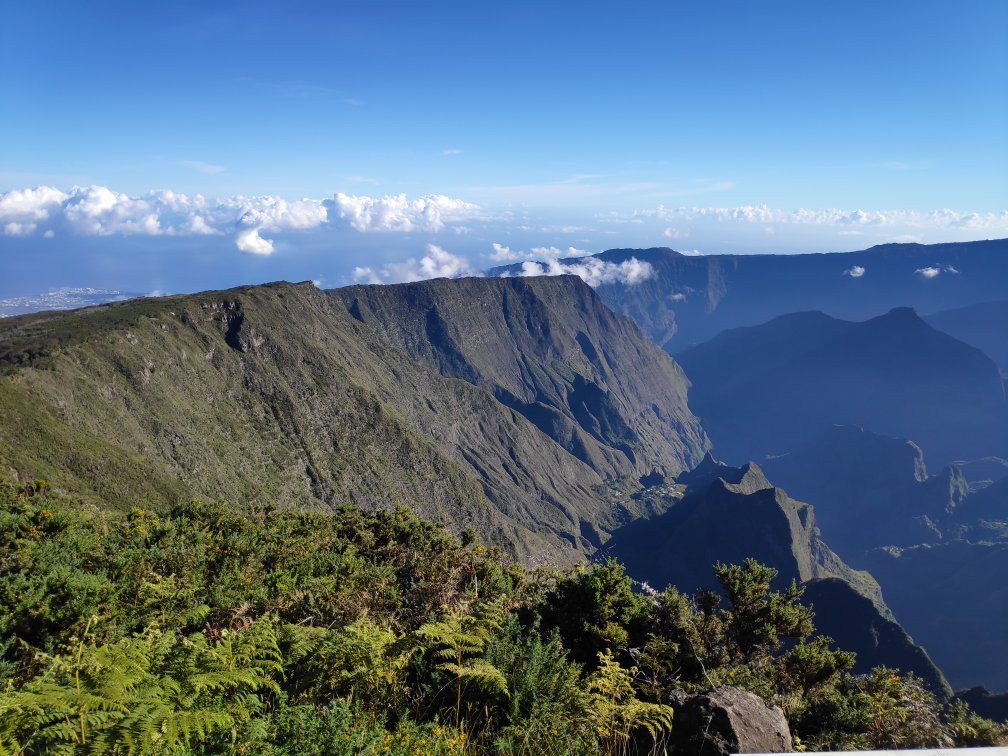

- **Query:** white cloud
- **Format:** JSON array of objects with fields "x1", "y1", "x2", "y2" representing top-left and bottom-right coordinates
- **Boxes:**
[
  {"x1": 531, "y1": 245, "x2": 590, "y2": 261},
  {"x1": 487, "y1": 243, "x2": 590, "y2": 263},
  {"x1": 352, "y1": 266, "x2": 382, "y2": 284},
  {"x1": 915, "y1": 266, "x2": 941, "y2": 279},
  {"x1": 442, "y1": 148, "x2": 463, "y2": 156},
  {"x1": 354, "y1": 244, "x2": 474, "y2": 284},
  {"x1": 329, "y1": 192, "x2": 483, "y2": 233},
  {"x1": 945, "y1": 265, "x2": 960, "y2": 274},
  {"x1": 843, "y1": 265, "x2": 866, "y2": 278},
  {"x1": 0, "y1": 185, "x2": 483, "y2": 254},
  {"x1": 601, "y1": 204, "x2": 1008, "y2": 231},
  {"x1": 663, "y1": 227, "x2": 690, "y2": 239},
  {"x1": 489, "y1": 242, "x2": 518, "y2": 261},
  {"x1": 508, "y1": 256, "x2": 654, "y2": 287},
  {"x1": 235, "y1": 227, "x2": 274, "y2": 255},
  {"x1": 4, "y1": 222, "x2": 33, "y2": 236}
]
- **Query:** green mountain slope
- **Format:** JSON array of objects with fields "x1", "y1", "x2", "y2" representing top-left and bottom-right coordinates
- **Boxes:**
[
  {"x1": 334, "y1": 275, "x2": 707, "y2": 482},
  {"x1": 0, "y1": 279, "x2": 705, "y2": 564}
]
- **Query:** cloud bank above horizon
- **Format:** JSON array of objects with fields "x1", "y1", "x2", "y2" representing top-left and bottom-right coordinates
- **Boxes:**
[
  {"x1": 2, "y1": 182, "x2": 1007, "y2": 295},
  {"x1": 3, "y1": 184, "x2": 1006, "y2": 251}
]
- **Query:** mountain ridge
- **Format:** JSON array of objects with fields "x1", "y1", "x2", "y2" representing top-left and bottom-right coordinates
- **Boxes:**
[
  {"x1": 490, "y1": 238, "x2": 1008, "y2": 353},
  {"x1": 0, "y1": 276, "x2": 706, "y2": 565}
]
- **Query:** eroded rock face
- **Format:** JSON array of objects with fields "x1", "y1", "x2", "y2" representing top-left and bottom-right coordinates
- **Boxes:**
[{"x1": 669, "y1": 686, "x2": 792, "y2": 755}]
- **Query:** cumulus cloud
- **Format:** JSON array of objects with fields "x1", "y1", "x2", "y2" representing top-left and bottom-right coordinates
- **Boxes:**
[
  {"x1": 353, "y1": 244, "x2": 474, "y2": 284},
  {"x1": 235, "y1": 227, "x2": 274, "y2": 255},
  {"x1": 0, "y1": 185, "x2": 484, "y2": 254},
  {"x1": 329, "y1": 192, "x2": 483, "y2": 232},
  {"x1": 843, "y1": 265, "x2": 866, "y2": 278},
  {"x1": 228, "y1": 195, "x2": 329, "y2": 254},
  {"x1": 507, "y1": 257, "x2": 654, "y2": 287},
  {"x1": 663, "y1": 227, "x2": 690, "y2": 239},
  {"x1": 915, "y1": 266, "x2": 941, "y2": 279},
  {"x1": 487, "y1": 243, "x2": 590, "y2": 263},
  {"x1": 489, "y1": 242, "x2": 518, "y2": 261}
]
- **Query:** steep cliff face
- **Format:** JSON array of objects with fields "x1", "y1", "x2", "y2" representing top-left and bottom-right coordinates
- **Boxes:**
[
  {"x1": 333, "y1": 275, "x2": 708, "y2": 481},
  {"x1": 603, "y1": 454, "x2": 882, "y2": 605},
  {"x1": 0, "y1": 279, "x2": 706, "y2": 564},
  {"x1": 801, "y1": 578, "x2": 951, "y2": 698},
  {"x1": 601, "y1": 453, "x2": 954, "y2": 688}
]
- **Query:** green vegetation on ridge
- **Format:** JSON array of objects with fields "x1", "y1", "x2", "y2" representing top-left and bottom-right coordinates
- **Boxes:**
[{"x1": 1, "y1": 480, "x2": 1003, "y2": 754}]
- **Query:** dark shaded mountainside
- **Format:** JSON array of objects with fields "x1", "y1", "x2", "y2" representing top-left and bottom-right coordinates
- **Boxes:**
[
  {"x1": 762, "y1": 425, "x2": 1008, "y2": 691},
  {"x1": 762, "y1": 425, "x2": 998, "y2": 558},
  {"x1": 600, "y1": 453, "x2": 950, "y2": 696},
  {"x1": 924, "y1": 299, "x2": 1008, "y2": 371},
  {"x1": 497, "y1": 238, "x2": 1008, "y2": 353},
  {"x1": 676, "y1": 306, "x2": 1008, "y2": 467},
  {"x1": 0, "y1": 276, "x2": 707, "y2": 565}
]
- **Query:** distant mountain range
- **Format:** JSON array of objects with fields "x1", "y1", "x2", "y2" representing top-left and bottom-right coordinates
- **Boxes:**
[
  {"x1": 676, "y1": 307, "x2": 1008, "y2": 467},
  {"x1": 491, "y1": 239, "x2": 1008, "y2": 353},
  {"x1": 762, "y1": 425, "x2": 1008, "y2": 690}
]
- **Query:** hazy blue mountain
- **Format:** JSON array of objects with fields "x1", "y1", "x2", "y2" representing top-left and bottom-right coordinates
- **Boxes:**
[
  {"x1": 925, "y1": 299, "x2": 1008, "y2": 370},
  {"x1": 761, "y1": 425, "x2": 1007, "y2": 695},
  {"x1": 955, "y1": 473, "x2": 1008, "y2": 530},
  {"x1": 676, "y1": 307, "x2": 1008, "y2": 467},
  {"x1": 864, "y1": 540, "x2": 1008, "y2": 690},
  {"x1": 954, "y1": 457, "x2": 1008, "y2": 490},
  {"x1": 762, "y1": 426, "x2": 970, "y2": 560},
  {"x1": 490, "y1": 239, "x2": 1008, "y2": 353}
]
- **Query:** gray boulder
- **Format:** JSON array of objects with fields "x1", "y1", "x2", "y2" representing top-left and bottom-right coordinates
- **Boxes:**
[{"x1": 669, "y1": 686, "x2": 792, "y2": 755}]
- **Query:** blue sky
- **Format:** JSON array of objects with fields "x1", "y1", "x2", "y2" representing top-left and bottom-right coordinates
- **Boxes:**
[{"x1": 1, "y1": 0, "x2": 1006, "y2": 298}]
